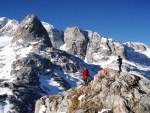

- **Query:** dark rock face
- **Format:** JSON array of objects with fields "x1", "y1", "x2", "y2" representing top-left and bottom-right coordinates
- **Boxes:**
[
  {"x1": 12, "y1": 14, "x2": 52, "y2": 47},
  {"x1": 35, "y1": 68, "x2": 150, "y2": 113}
]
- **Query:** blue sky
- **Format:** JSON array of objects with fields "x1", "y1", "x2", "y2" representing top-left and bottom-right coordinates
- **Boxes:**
[{"x1": 1, "y1": 0, "x2": 150, "y2": 45}]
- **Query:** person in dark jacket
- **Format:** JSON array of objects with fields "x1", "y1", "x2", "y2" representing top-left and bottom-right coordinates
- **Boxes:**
[
  {"x1": 117, "y1": 56, "x2": 122, "y2": 72},
  {"x1": 82, "y1": 68, "x2": 90, "y2": 86}
]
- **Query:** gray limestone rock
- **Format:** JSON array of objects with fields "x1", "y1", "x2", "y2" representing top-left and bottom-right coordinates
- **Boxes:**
[
  {"x1": 63, "y1": 28, "x2": 127, "y2": 62},
  {"x1": 64, "y1": 27, "x2": 89, "y2": 59}
]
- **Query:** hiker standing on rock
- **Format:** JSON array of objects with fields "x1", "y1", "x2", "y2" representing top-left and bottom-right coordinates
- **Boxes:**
[
  {"x1": 117, "y1": 56, "x2": 122, "y2": 73},
  {"x1": 82, "y1": 68, "x2": 90, "y2": 86}
]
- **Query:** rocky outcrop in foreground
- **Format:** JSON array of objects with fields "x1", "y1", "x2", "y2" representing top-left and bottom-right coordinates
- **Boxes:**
[{"x1": 35, "y1": 68, "x2": 150, "y2": 113}]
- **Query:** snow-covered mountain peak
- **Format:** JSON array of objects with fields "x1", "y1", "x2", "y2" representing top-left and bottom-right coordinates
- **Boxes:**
[
  {"x1": 0, "y1": 17, "x2": 19, "y2": 47},
  {"x1": 0, "y1": 17, "x2": 19, "y2": 38},
  {"x1": 0, "y1": 17, "x2": 9, "y2": 23},
  {"x1": 0, "y1": 17, "x2": 18, "y2": 28}
]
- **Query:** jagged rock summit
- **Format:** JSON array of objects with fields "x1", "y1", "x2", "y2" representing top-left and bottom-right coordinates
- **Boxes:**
[
  {"x1": 12, "y1": 14, "x2": 52, "y2": 47},
  {"x1": 35, "y1": 68, "x2": 150, "y2": 113}
]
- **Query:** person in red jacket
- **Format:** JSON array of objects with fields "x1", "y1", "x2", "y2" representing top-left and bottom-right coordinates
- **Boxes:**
[{"x1": 82, "y1": 68, "x2": 90, "y2": 86}]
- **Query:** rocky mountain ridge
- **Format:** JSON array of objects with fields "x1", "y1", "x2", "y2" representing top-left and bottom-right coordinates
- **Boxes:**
[
  {"x1": 35, "y1": 68, "x2": 150, "y2": 113},
  {"x1": 62, "y1": 27, "x2": 127, "y2": 61},
  {"x1": 0, "y1": 14, "x2": 150, "y2": 113}
]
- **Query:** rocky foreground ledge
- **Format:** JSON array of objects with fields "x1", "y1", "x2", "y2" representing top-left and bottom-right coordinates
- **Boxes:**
[{"x1": 35, "y1": 68, "x2": 150, "y2": 113}]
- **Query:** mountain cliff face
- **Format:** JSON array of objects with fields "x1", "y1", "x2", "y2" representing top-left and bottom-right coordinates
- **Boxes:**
[
  {"x1": 61, "y1": 27, "x2": 127, "y2": 61},
  {"x1": 0, "y1": 14, "x2": 150, "y2": 113},
  {"x1": 62, "y1": 27, "x2": 89, "y2": 59}
]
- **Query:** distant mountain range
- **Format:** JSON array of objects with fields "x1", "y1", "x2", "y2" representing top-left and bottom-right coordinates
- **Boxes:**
[{"x1": 0, "y1": 14, "x2": 150, "y2": 113}]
